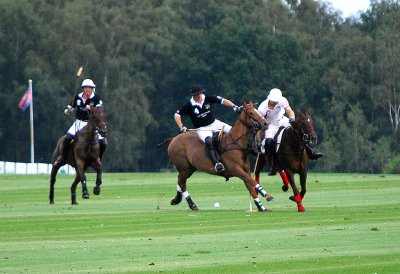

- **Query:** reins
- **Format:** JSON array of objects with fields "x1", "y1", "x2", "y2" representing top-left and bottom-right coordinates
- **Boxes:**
[
  {"x1": 219, "y1": 106, "x2": 263, "y2": 154},
  {"x1": 74, "y1": 109, "x2": 106, "y2": 145},
  {"x1": 279, "y1": 115, "x2": 314, "y2": 157}
]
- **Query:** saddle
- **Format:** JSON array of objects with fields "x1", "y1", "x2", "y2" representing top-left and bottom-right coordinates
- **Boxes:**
[
  {"x1": 204, "y1": 131, "x2": 222, "y2": 156},
  {"x1": 273, "y1": 126, "x2": 286, "y2": 153},
  {"x1": 259, "y1": 126, "x2": 286, "y2": 154}
]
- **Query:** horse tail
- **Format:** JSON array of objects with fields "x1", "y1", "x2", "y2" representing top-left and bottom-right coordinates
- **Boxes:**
[{"x1": 157, "y1": 138, "x2": 174, "y2": 148}]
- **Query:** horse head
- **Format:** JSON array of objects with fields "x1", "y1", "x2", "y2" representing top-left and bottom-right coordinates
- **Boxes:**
[
  {"x1": 294, "y1": 109, "x2": 317, "y2": 145},
  {"x1": 241, "y1": 101, "x2": 268, "y2": 131},
  {"x1": 89, "y1": 107, "x2": 107, "y2": 137}
]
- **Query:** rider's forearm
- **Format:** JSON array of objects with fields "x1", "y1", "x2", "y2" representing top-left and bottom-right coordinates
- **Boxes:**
[
  {"x1": 286, "y1": 107, "x2": 295, "y2": 119},
  {"x1": 174, "y1": 113, "x2": 184, "y2": 128},
  {"x1": 223, "y1": 99, "x2": 235, "y2": 107}
]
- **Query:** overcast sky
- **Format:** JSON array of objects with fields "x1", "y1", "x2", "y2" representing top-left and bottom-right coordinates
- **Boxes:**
[{"x1": 325, "y1": 0, "x2": 371, "y2": 18}]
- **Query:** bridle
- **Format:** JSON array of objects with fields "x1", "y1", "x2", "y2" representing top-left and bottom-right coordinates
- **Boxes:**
[
  {"x1": 77, "y1": 108, "x2": 107, "y2": 141},
  {"x1": 290, "y1": 114, "x2": 316, "y2": 149},
  {"x1": 221, "y1": 104, "x2": 266, "y2": 153},
  {"x1": 89, "y1": 109, "x2": 107, "y2": 137},
  {"x1": 238, "y1": 105, "x2": 266, "y2": 131}
]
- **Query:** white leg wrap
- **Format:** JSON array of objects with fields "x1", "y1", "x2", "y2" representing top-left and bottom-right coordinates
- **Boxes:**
[
  {"x1": 182, "y1": 191, "x2": 190, "y2": 198},
  {"x1": 254, "y1": 197, "x2": 266, "y2": 211},
  {"x1": 177, "y1": 185, "x2": 182, "y2": 192},
  {"x1": 255, "y1": 184, "x2": 267, "y2": 197}
]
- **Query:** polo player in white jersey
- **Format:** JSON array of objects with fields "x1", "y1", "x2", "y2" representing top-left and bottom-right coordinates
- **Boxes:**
[{"x1": 258, "y1": 88, "x2": 322, "y2": 175}]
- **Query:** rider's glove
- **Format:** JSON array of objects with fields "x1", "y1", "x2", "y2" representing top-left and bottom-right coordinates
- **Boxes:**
[
  {"x1": 180, "y1": 126, "x2": 188, "y2": 133},
  {"x1": 232, "y1": 105, "x2": 241, "y2": 114},
  {"x1": 64, "y1": 105, "x2": 73, "y2": 116},
  {"x1": 289, "y1": 117, "x2": 295, "y2": 126}
]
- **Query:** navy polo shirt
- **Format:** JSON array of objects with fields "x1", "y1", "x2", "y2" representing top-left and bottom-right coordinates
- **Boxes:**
[
  {"x1": 176, "y1": 94, "x2": 223, "y2": 128},
  {"x1": 72, "y1": 92, "x2": 103, "y2": 121}
]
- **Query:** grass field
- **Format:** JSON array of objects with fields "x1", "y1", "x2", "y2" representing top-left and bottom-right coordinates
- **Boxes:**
[{"x1": 0, "y1": 172, "x2": 399, "y2": 273}]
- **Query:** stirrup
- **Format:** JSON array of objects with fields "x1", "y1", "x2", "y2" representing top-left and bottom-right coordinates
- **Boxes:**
[{"x1": 214, "y1": 162, "x2": 225, "y2": 173}]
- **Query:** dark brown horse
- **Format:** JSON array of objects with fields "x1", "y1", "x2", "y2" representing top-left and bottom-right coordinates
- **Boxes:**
[
  {"x1": 49, "y1": 107, "x2": 107, "y2": 205},
  {"x1": 254, "y1": 109, "x2": 318, "y2": 212},
  {"x1": 164, "y1": 101, "x2": 273, "y2": 211}
]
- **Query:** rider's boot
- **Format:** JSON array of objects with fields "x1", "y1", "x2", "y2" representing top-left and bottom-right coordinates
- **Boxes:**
[
  {"x1": 99, "y1": 137, "x2": 108, "y2": 160},
  {"x1": 54, "y1": 134, "x2": 73, "y2": 166},
  {"x1": 305, "y1": 144, "x2": 323, "y2": 160},
  {"x1": 265, "y1": 138, "x2": 276, "y2": 176},
  {"x1": 205, "y1": 136, "x2": 225, "y2": 173}
]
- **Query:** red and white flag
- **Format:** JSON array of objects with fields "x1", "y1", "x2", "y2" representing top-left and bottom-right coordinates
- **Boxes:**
[{"x1": 18, "y1": 84, "x2": 32, "y2": 111}]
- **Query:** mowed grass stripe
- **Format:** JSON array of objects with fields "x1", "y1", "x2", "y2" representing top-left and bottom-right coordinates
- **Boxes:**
[{"x1": 0, "y1": 173, "x2": 399, "y2": 273}]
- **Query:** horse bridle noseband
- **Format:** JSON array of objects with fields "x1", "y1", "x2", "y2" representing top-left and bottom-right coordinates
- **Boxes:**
[
  {"x1": 292, "y1": 115, "x2": 316, "y2": 147},
  {"x1": 239, "y1": 106, "x2": 265, "y2": 130},
  {"x1": 220, "y1": 105, "x2": 266, "y2": 153}
]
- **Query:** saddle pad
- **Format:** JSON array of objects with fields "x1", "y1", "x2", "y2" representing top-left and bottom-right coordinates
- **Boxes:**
[{"x1": 275, "y1": 126, "x2": 288, "y2": 153}]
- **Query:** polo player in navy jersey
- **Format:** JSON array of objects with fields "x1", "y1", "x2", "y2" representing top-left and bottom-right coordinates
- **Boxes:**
[
  {"x1": 174, "y1": 84, "x2": 241, "y2": 173},
  {"x1": 53, "y1": 79, "x2": 107, "y2": 166}
]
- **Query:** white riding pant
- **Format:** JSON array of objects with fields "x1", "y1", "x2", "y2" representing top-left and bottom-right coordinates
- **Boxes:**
[
  {"x1": 260, "y1": 116, "x2": 290, "y2": 153},
  {"x1": 264, "y1": 116, "x2": 290, "y2": 139},
  {"x1": 67, "y1": 119, "x2": 104, "y2": 140},
  {"x1": 197, "y1": 119, "x2": 231, "y2": 142}
]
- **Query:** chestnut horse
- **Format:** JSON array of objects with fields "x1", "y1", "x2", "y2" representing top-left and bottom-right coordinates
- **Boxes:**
[
  {"x1": 49, "y1": 107, "x2": 107, "y2": 205},
  {"x1": 165, "y1": 101, "x2": 273, "y2": 211},
  {"x1": 254, "y1": 109, "x2": 318, "y2": 212}
]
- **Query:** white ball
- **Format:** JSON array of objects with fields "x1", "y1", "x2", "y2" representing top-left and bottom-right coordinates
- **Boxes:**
[{"x1": 214, "y1": 202, "x2": 220, "y2": 208}]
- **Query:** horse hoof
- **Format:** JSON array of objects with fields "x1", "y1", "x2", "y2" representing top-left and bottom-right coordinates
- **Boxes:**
[
  {"x1": 170, "y1": 199, "x2": 181, "y2": 205},
  {"x1": 266, "y1": 194, "x2": 274, "y2": 202},
  {"x1": 191, "y1": 205, "x2": 199, "y2": 211},
  {"x1": 171, "y1": 195, "x2": 182, "y2": 205},
  {"x1": 282, "y1": 185, "x2": 289, "y2": 192},
  {"x1": 289, "y1": 195, "x2": 295, "y2": 202},
  {"x1": 93, "y1": 186, "x2": 101, "y2": 195},
  {"x1": 82, "y1": 192, "x2": 90, "y2": 199},
  {"x1": 49, "y1": 201, "x2": 54, "y2": 204},
  {"x1": 72, "y1": 201, "x2": 78, "y2": 205},
  {"x1": 298, "y1": 206, "x2": 305, "y2": 212}
]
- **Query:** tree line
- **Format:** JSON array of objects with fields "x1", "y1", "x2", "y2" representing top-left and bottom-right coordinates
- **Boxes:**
[{"x1": 1, "y1": 0, "x2": 399, "y2": 173}]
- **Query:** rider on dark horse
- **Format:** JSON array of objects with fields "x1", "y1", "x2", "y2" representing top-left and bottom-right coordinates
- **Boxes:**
[
  {"x1": 258, "y1": 88, "x2": 323, "y2": 176},
  {"x1": 53, "y1": 78, "x2": 107, "y2": 167},
  {"x1": 174, "y1": 84, "x2": 241, "y2": 173}
]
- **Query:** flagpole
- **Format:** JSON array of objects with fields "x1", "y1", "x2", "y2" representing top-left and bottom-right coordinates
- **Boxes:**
[{"x1": 29, "y1": 79, "x2": 34, "y2": 163}]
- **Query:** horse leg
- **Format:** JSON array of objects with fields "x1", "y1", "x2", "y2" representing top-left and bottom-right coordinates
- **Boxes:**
[
  {"x1": 49, "y1": 165, "x2": 61, "y2": 204},
  {"x1": 286, "y1": 171, "x2": 304, "y2": 212},
  {"x1": 71, "y1": 175, "x2": 80, "y2": 205},
  {"x1": 179, "y1": 170, "x2": 199, "y2": 211},
  {"x1": 295, "y1": 172, "x2": 308, "y2": 212},
  {"x1": 171, "y1": 169, "x2": 197, "y2": 210},
  {"x1": 91, "y1": 160, "x2": 103, "y2": 195},
  {"x1": 253, "y1": 154, "x2": 273, "y2": 201},
  {"x1": 170, "y1": 172, "x2": 186, "y2": 205},
  {"x1": 299, "y1": 172, "x2": 307, "y2": 200},
  {"x1": 236, "y1": 168, "x2": 269, "y2": 212},
  {"x1": 279, "y1": 170, "x2": 290, "y2": 192},
  {"x1": 170, "y1": 183, "x2": 183, "y2": 205},
  {"x1": 76, "y1": 160, "x2": 90, "y2": 199}
]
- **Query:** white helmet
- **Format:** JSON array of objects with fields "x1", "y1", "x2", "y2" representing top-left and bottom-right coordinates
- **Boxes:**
[
  {"x1": 81, "y1": 79, "x2": 96, "y2": 88},
  {"x1": 267, "y1": 88, "x2": 282, "y2": 102}
]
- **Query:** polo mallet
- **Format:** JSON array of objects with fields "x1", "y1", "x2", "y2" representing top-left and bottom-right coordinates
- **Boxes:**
[
  {"x1": 246, "y1": 153, "x2": 260, "y2": 212},
  {"x1": 70, "y1": 66, "x2": 84, "y2": 106}
]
